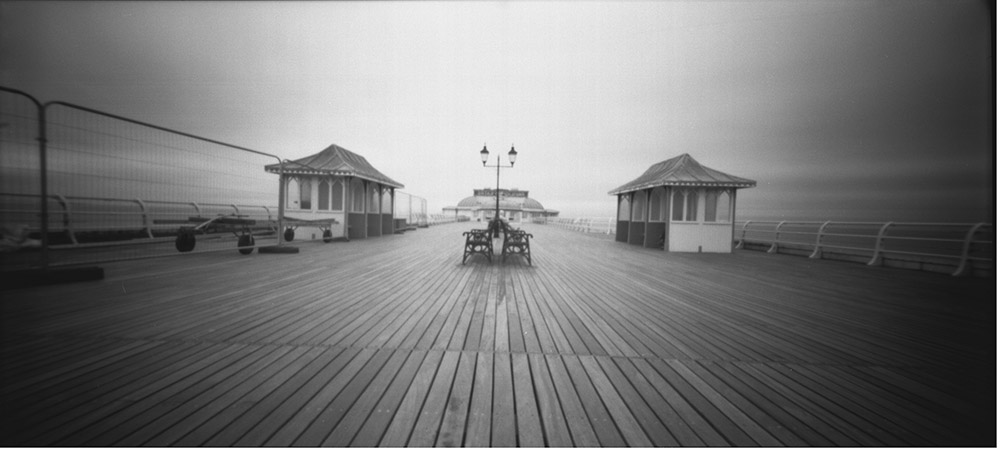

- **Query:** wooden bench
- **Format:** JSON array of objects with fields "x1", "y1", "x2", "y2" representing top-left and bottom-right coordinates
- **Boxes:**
[
  {"x1": 462, "y1": 229, "x2": 494, "y2": 264},
  {"x1": 501, "y1": 229, "x2": 533, "y2": 265}
]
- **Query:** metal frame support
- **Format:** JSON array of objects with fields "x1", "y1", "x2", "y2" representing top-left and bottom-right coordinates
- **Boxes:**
[
  {"x1": 767, "y1": 221, "x2": 785, "y2": 253},
  {"x1": 952, "y1": 222, "x2": 987, "y2": 276},
  {"x1": 809, "y1": 221, "x2": 831, "y2": 259},
  {"x1": 867, "y1": 222, "x2": 894, "y2": 266},
  {"x1": 54, "y1": 194, "x2": 77, "y2": 245},
  {"x1": 134, "y1": 198, "x2": 154, "y2": 239},
  {"x1": 735, "y1": 220, "x2": 751, "y2": 249}
]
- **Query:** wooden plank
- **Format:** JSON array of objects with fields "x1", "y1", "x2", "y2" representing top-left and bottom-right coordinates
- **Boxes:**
[
  {"x1": 113, "y1": 344, "x2": 298, "y2": 446},
  {"x1": 60, "y1": 343, "x2": 258, "y2": 446},
  {"x1": 504, "y1": 271, "x2": 526, "y2": 353},
  {"x1": 781, "y1": 363, "x2": 942, "y2": 445},
  {"x1": 612, "y1": 357, "x2": 708, "y2": 446},
  {"x1": 11, "y1": 340, "x2": 214, "y2": 445},
  {"x1": 463, "y1": 351, "x2": 493, "y2": 447},
  {"x1": 141, "y1": 345, "x2": 311, "y2": 446},
  {"x1": 435, "y1": 350, "x2": 476, "y2": 447},
  {"x1": 525, "y1": 353, "x2": 572, "y2": 447},
  {"x1": 561, "y1": 354, "x2": 626, "y2": 446},
  {"x1": 290, "y1": 348, "x2": 395, "y2": 446},
  {"x1": 510, "y1": 353, "x2": 543, "y2": 447},
  {"x1": 262, "y1": 347, "x2": 377, "y2": 447},
  {"x1": 577, "y1": 355, "x2": 652, "y2": 446},
  {"x1": 402, "y1": 350, "x2": 460, "y2": 447},
  {"x1": 490, "y1": 352, "x2": 516, "y2": 447},
  {"x1": 229, "y1": 346, "x2": 361, "y2": 446},
  {"x1": 646, "y1": 358, "x2": 755, "y2": 446},
  {"x1": 327, "y1": 349, "x2": 425, "y2": 446},
  {"x1": 738, "y1": 362, "x2": 887, "y2": 446},
  {"x1": 544, "y1": 354, "x2": 600, "y2": 447},
  {"x1": 590, "y1": 355, "x2": 678, "y2": 446},
  {"x1": 377, "y1": 350, "x2": 446, "y2": 447},
  {"x1": 705, "y1": 360, "x2": 840, "y2": 446},
  {"x1": 679, "y1": 359, "x2": 806, "y2": 446}
]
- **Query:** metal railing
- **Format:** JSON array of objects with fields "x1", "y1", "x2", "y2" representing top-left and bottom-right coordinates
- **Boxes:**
[
  {"x1": 735, "y1": 220, "x2": 993, "y2": 277},
  {"x1": 1, "y1": 86, "x2": 289, "y2": 269},
  {"x1": 1, "y1": 192, "x2": 277, "y2": 246},
  {"x1": 536, "y1": 217, "x2": 615, "y2": 234}
]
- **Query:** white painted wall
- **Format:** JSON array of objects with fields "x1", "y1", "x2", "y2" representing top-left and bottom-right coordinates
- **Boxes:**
[{"x1": 668, "y1": 222, "x2": 734, "y2": 253}]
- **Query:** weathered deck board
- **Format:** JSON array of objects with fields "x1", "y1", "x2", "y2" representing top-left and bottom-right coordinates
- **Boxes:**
[{"x1": 1, "y1": 222, "x2": 994, "y2": 446}]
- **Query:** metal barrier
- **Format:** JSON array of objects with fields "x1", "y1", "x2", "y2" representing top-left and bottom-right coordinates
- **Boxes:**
[
  {"x1": 394, "y1": 191, "x2": 428, "y2": 228},
  {"x1": 735, "y1": 220, "x2": 994, "y2": 277},
  {"x1": 537, "y1": 217, "x2": 615, "y2": 235},
  {"x1": 1, "y1": 86, "x2": 289, "y2": 270}
]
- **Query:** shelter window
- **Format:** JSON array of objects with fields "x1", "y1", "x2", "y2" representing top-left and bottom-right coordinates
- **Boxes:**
[
  {"x1": 650, "y1": 188, "x2": 665, "y2": 222},
  {"x1": 631, "y1": 191, "x2": 647, "y2": 221},
  {"x1": 717, "y1": 190, "x2": 731, "y2": 222},
  {"x1": 299, "y1": 179, "x2": 311, "y2": 210},
  {"x1": 618, "y1": 196, "x2": 630, "y2": 221},
  {"x1": 671, "y1": 191, "x2": 684, "y2": 221},
  {"x1": 382, "y1": 189, "x2": 393, "y2": 214},
  {"x1": 685, "y1": 190, "x2": 698, "y2": 221},
  {"x1": 369, "y1": 186, "x2": 380, "y2": 213},
  {"x1": 318, "y1": 180, "x2": 330, "y2": 211},
  {"x1": 351, "y1": 180, "x2": 365, "y2": 213},
  {"x1": 331, "y1": 180, "x2": 343, "y2": 211},
  {"x1": 704, "y1": 191, "x2": 717, "y2": 222}
]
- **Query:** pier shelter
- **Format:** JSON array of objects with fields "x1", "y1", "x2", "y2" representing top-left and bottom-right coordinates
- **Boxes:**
[
  {"x1": 609, "y1": 153, "x2": 755, "y2": 253},
  {"x1": 442, "y1": 188, "x2": 559, "y2": 223},
  {"x1": 265, "y1": 144, "x2": 403, "y2": 240}
]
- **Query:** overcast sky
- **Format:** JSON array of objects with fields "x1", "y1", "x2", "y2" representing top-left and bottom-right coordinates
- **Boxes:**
[{"x1": 0, "y1": 0, "x2": 993, "y2": 222}]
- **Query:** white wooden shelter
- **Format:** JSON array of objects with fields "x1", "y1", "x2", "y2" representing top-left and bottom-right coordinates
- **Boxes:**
[
  {"x1": 265, "y1": 144, "x2": 403, "y2": 240},
  {"x1": 608, "y1": 153, "x2": 755, "y2": 253}
]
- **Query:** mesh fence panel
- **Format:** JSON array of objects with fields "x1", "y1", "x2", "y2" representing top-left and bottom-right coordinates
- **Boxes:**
[
  {"x1": 394, "y1": 191, "x2": 427, "y2": 227},
  {"x1": 26, "y1": 103, "x2": 281, "y2": 267}
]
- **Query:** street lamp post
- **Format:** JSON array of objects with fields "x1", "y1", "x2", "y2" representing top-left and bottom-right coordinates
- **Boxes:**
[{"x1": 480, "y1": 144, "x2": 517, "y2": 238}]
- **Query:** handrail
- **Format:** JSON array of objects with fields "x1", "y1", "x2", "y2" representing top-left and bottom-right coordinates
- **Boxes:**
[
  {"x1": 809, "y1": 220, "x2": 831, "y2": 259},
  {"x1": 737, "y1": 220, "x2": 993, "y2": 276},
  {"x1": 953, "y1": 222, "x2": 989, "y2": 276},
  {"x1": 867, "y1": 222, "x2": 894, "y2": 266},
  {"x1": 543, "y1": 216, "x2": 993, "y2": 277},
  {"x1": 768, "y1": 221, "x2": 786, "y2": 254},
  {"x1": 0, "y1": 192, "x2": 278, "y2": 240}
]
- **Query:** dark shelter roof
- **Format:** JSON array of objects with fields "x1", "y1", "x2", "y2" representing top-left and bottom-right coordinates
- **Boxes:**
[
  {"x1": 265, "y1": 143, "x2": 404, "y2": 189},
  {"x1": 608, "y1": 153, "x2": 755, "y2": 195}
]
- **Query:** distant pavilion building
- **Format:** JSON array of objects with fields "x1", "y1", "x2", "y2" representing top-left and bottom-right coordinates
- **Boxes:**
[
  {"x1": 442, "y1": 188, "x2": 559, "y2": 223},
  {"x1": 608, "y1": 153, "x2": 755, "y2": 253},
  {"x1": 265, "y1": 144, "x2": 403, "y2": 240}
]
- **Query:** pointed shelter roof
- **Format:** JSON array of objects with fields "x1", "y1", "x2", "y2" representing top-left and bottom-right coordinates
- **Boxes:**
[
  {"x1": 608, "y1": 153, "x2": 755, "y2": 195},
  {"x1": 265, "y1": 144, "x2": 403, "y2": 188}
]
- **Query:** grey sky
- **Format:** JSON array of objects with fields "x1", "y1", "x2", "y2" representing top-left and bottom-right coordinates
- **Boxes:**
[{"x1": 0, "y1": 0, "x2": 993, "y2": 222}]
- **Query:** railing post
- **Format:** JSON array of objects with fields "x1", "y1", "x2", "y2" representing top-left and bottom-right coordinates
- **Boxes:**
[
  {"x1": 867, "y1": 222, "x2": 893, "y2": 266},
  {"x1": 810, "y1": 221, "x2": 831, "y2": 259},
  {"x1": 52, "y1": 194, "x2": 77, "y2": 245},
  {"x1": 735, "y1": 220, "x2": 751, "y2": 249},
  {"x1": 262, "y1": 205, "x2": 274, "y2": 232},
  {"x1": 767, "y1": 221, "x2": 785, "y2": 253},
  {"x1": 134, "y1": 198, "x2": 154, "y2": 239},
  {"x1": 952, "y1": 222, "x2": 987, "y2": 276}
]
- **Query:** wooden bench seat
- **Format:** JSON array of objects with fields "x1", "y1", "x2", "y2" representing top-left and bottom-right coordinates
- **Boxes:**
[
  {"x1": 462, "y1": 229, "x2": 494, "y2": 264},
  {"x1": 501, "y1": 229, "x2": 533, "y2": 265}
]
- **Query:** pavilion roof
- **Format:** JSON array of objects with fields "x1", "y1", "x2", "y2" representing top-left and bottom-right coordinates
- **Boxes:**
[
  {"x1": 265, "y1": 144, "x2": 403, "y2": 188},
  {"x1": 608, "y1": 153, "x2": 755, "y2": 195}
]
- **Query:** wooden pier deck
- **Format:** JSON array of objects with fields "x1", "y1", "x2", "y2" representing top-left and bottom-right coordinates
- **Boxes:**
[{"x1": 1, "y1": 222, "x2": 994, "y2": 447}]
